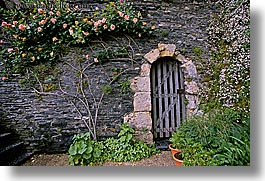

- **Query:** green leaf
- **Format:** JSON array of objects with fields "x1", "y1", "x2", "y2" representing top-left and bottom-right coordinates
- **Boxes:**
[
  {"x1": 86, "y1": 145, "x2": 93, "y2": 153},
  {"x1": 78, "y1": 142, "x2": 87, "y2": 154},
  {"x1": 68, "y1": 145, "x2": 77, "y2": 155},
  {"x1": 93, "y1": 148, "x2": 101, "y2": 158}
]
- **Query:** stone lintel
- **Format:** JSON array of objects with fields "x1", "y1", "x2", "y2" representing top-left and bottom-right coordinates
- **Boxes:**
[
  {"x1": 144, "y1": 48, "x2": 160, "y2": 64},
  {"x1": 160, "y1": 50, "x2": 175, "y2": 57},
  {"x1": 176, "y1": 53, "x2": 186, "y2": 63},
  {"x1": 158, "y1": 43, "x2": 176, "y2": 53}
]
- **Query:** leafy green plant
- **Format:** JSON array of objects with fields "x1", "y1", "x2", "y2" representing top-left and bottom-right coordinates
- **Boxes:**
[
  {"x1": 118, "y1": 78, "x2": 131, "y2": 94},
  {"x1": 94, "y1": 47, "x2": 128, "y2": 63},
  {"x1": 169, "y1": 109, "x2": 250, "y2": 166},
  {"x1": 103, "y1": 122, "x2": 160, "y2": 162},
  {"x1": 100, "y1": 84, "x2": 112, "y2": 95},
  {"x1": 68, "y1": 132, "x2": 105, "y2": 166},
  {"x1": 68, "y1": 122, "x2": 160, "y2": 166}
]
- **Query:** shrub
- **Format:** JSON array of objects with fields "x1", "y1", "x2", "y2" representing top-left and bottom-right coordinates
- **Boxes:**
[{"x1": 169, "y1": 109, "x2": 250, "y2": 166}]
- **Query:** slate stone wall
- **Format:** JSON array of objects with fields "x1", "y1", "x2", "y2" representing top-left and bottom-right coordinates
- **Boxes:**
[{"x1": 0, "y1": 0, "x2": 213, "y2": 153}]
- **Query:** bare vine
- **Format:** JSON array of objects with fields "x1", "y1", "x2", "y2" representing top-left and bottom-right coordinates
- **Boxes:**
[{"x1": 29, "y1": 37, "x2": 140, "y2": 141}]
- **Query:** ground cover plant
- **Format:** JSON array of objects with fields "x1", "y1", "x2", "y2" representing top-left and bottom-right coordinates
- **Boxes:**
[{"x1": 68, "y1": 122, "x2": 160, "y2": 166}]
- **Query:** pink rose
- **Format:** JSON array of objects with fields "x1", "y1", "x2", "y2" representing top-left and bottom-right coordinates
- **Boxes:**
[
  {"x1": 102, "y1": 18, "x2": 107, "y2": 24},
  {"x1": 110, "y1": 24, "x2": 115, "y2": 31},
  {"x1": 50, "y1": 18, "x2": 57, "y2": 24},
  {"x1": 13, "y1": 21, "x2": 18, "y2": 25},
  {"x1": 49, "y1": 11, "x2": 54, "y2": 16},
  {"x1": 133, "y1": 18, "x2": 138, "y2": 24},
  {"x1": 94, "y1": 22, "x2": 99, "y2": 27},
  {"x1": 82, "y1": 31, "x2": 89, "y2": 36},
  {"x1": 39, "y1": 20, "x2": 46, "y2": 25},
  {"x1": 52, "y1": 37, "x2": 58, "y2": 42},
  {"x1": 38, "y1": 9, "x2": 43, "y2": 14},
  {"x1": 118, "y1": 11, "x2": 124, "y2": 17},
  {"x1": 56, "y1": 11, "x2": 61, "y2": 16},
  {"x1": 18, "y1": 24, "x2": 26, "y2": 30},
  {"x1": 85, "y1": 54, "x2": 90, "y2": 59},
  {"x1": 69, "y1": 27, "x2": 73, "y2": 35},
  {"x1": 1, "y1": 21, "x2": 7, "y2": 27},
  {"x1": 63, "y1": 23, "x2": 67, "y2": 29},
  {"x1": 2, "y1": 21, "x2": 12, "y2": 28},
  {"x1": 37, "y1": 27, "x2": 42, "y2": 32},
  {"x1": 124, "y1": 15, "x2": 129, "y2": 21},
  {"x1": 103, "y1": 25, "x2": 108, "y2": 29},
  {"x1": 94, "y1": 58, "x2": 99, "y2": 63},
  {"x1": 7, "y1": 48, "x2": 13, "y2": 53},
  {"x1": 98, "y1": 20, "x2": 102, "y2": 25}
]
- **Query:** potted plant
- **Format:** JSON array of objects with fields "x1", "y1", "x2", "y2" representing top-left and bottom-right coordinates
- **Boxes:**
[
  {"x1": 169, "y1": 131, "x2": 182, "y2": 156},
  {"x1": 169, "y1": 131, "x2": 184, "y2": 166},
  {"x1": 173, "y1": 152, "x2": 183, "y2": 166}
]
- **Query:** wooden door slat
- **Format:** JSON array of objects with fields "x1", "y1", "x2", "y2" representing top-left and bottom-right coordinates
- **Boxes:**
[
  {"x1": 157, "y1": 62, "x2": 164, "y2": 138},
  {"x1": 168, "y1": 63, "x2": 175, "y2": 131},
  {"x1": 163, "y1": 62, "x2": 170, "y2": 137},
  {"x1": 174, "y1": 63, "x2": 181, "y2": 128},
  {"x1": 152, "y1": 61, "x2": 158, "y2": 138}
]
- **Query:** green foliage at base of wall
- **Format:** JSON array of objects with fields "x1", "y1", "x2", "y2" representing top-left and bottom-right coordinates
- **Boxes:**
[
  {"x1": 68, "y1": 122, "x2": 160, "y2": 166},
  {"x1": 169, "y1": 109, "x2": 250, "y2": 166}
]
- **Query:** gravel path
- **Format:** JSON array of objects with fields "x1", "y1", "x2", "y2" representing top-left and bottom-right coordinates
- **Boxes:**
[{"x1": 22, "y1": 151, "x2": 176, "y2": 166}]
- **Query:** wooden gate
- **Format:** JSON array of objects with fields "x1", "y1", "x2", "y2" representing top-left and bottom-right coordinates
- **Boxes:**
[{"x1": 151, "y1": 57, "x2": 185, "y2": 139}]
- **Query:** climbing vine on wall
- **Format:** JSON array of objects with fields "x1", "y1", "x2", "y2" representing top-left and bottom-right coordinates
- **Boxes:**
[
  {"x1": 202, "y1": 0, "x2": 250, "y2": 116},
  {"x1": 1, "y1": 0, "x2": 156, "y2": 76},
  {"x1": 0, "y1": 0, "x2": 156, "y2": 140}
]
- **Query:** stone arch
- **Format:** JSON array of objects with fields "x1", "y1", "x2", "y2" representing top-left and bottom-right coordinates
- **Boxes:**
[{"x1": 124, "y1": 44, "x2": 200, "y2": 144}]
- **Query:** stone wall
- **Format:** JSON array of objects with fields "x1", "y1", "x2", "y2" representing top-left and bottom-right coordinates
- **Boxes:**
[{"x1": 0, "y1": 0, "x2": 212, "y2": 153}]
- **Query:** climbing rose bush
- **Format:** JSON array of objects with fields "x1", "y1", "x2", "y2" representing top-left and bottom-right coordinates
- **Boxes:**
[{"x1": 1, "y1": 0, "x2": 155, "y2": 75}]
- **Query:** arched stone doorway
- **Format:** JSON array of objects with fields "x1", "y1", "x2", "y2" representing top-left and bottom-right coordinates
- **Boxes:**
[
  {"x1": 124, "y1": 44, "x2": 200, "y2": 147},
  {"x1": 151, "y1": 57, "x2": 185, "y2": 140}
]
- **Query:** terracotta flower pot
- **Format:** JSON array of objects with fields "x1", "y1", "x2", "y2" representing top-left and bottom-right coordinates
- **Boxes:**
[
  {"x1": 173, "y1": 152, "x2": 183, "y2": 166},
  {"x1": 169, "y1": 144, "x2": 181, "y2": 156},
  {"x1": 169, "y1": 144, "x2": 183, "y2": 166}
]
